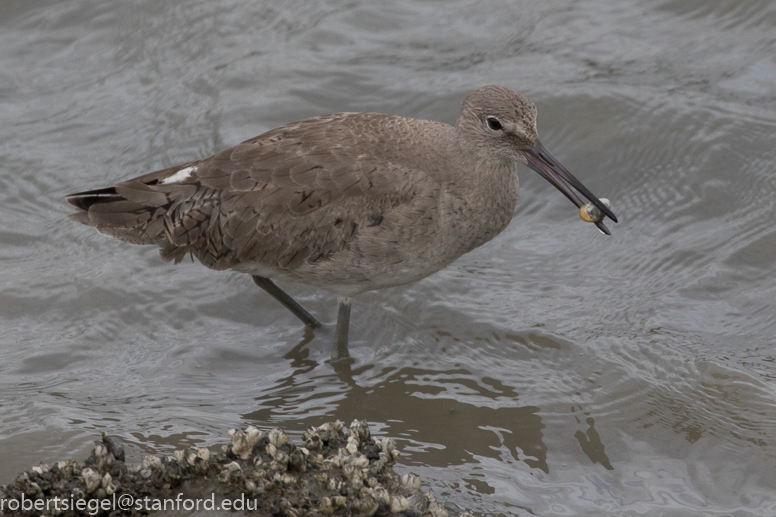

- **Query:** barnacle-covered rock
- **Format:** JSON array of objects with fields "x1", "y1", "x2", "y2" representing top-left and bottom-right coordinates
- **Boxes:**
[{"x1": 0, "y1": 423, "x2": 462, "y2": 516}]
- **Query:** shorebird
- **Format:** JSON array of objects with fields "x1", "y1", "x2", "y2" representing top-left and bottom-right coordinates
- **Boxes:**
[{"x1": 68, "y1": 86, "x2": 617, "y2": 360}]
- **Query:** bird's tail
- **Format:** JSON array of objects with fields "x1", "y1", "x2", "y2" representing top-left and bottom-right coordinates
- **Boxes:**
[{"x1": 66, "y1": 186, "x2": 170, "y2": 248}]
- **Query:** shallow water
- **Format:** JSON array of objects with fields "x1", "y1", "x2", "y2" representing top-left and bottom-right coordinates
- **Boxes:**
[{"x1": 1, "y1": 0, "x2": 776, "y2": 515}]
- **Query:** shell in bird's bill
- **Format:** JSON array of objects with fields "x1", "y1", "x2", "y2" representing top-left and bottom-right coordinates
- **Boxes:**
[{"x1": 579, "y1": 198, "x2": 612, "y2": 223}]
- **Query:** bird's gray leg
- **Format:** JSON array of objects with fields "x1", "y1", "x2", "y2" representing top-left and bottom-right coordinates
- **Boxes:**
[
  {"x1": 331, "y1": 296, "x2": 352, "y2": 361},
  {"x1": 252, "y1": 275, "x2": 321, "y2": 328}
]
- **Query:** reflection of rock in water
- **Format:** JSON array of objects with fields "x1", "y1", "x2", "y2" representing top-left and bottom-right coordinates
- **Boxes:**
[{"x1": 0, "y1": 420, "x2": 458, "y2": 516}]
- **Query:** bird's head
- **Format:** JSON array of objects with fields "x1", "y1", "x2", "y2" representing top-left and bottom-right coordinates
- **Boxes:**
[{"x1": 457, "y1": 85, "x2": 618, "y2": 234}]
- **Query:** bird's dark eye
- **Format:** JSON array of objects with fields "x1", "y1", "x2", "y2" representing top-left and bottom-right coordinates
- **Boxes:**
[{"x1": 486, "y1": 116, "x2": 503, "y2": 131}]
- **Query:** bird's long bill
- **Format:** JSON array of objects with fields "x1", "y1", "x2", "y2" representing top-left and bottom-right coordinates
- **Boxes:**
[{"x1": 524, "y1": 139, "x2": 618, "y2": 235}]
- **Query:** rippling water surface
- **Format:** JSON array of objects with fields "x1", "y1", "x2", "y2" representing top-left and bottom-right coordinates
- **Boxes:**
[{"x1": 1, "y1": 1, "x2": 775, "y2": 515}]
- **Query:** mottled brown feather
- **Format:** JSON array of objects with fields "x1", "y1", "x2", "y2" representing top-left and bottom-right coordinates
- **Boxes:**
[{"x1": 69, "y1": 112, "x2": 445, "y2": 280}]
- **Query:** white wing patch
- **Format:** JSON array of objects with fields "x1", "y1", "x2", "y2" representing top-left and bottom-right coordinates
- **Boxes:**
[{"x1": 160, "y1": 166, "x2": 197, "y2": 184}]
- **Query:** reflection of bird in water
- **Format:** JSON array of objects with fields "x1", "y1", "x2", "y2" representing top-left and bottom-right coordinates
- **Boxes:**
[{"x1": 574, "y1": 417, "x2": 614, "y2": 470}]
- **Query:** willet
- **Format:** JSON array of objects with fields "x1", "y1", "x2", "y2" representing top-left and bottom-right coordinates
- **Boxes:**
[{"x1": 68, "y1": 86, "x2": 617, "y2": 360}]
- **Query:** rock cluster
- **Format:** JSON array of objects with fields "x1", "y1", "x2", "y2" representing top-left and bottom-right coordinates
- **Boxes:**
[{"x1": 1, "y1": 421, "x2": 455, "y2": 517}]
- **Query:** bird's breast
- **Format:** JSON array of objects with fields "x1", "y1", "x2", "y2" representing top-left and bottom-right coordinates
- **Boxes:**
[{"x1": 437, "y1": 162, "x2": 519, "y2": 255}]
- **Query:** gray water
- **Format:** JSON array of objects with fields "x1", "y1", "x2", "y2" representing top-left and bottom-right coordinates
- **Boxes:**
[{"x1": 2, "y1": 0, "x2": 776, "y2": 515}]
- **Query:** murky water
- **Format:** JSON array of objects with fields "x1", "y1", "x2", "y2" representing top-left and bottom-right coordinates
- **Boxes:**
[{"x1": 2, "y1": 0, "x2": 775, "y2": 514}]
